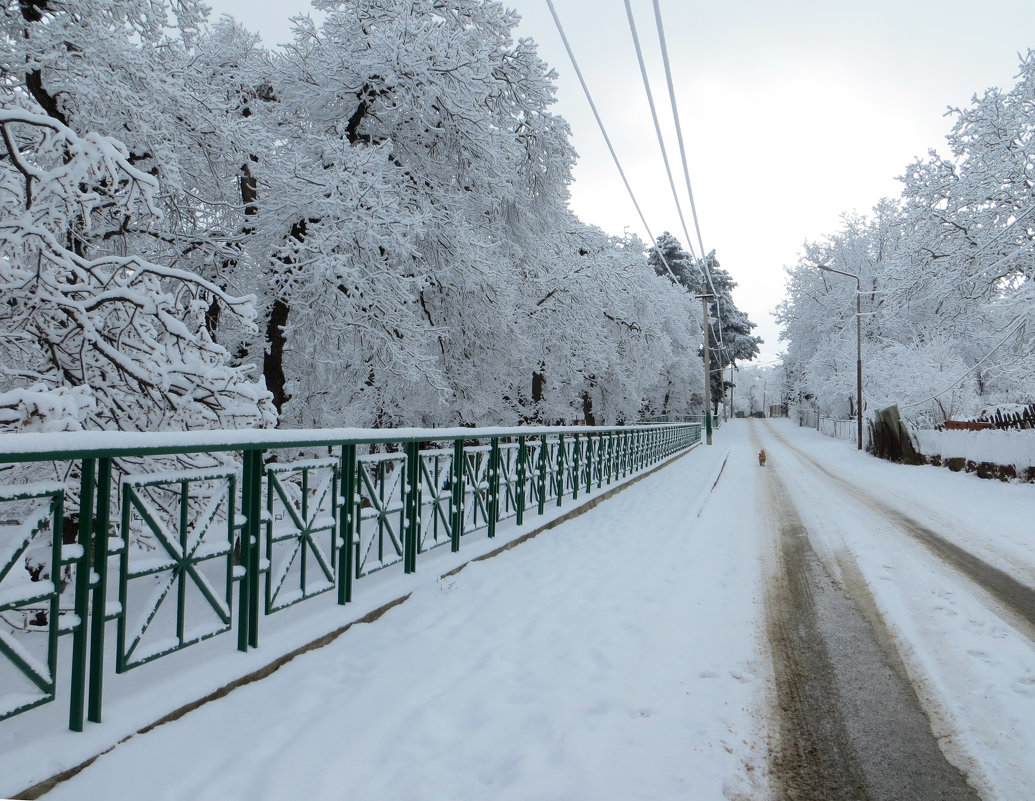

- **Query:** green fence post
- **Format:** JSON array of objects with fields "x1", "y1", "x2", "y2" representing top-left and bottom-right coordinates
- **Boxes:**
[
  {"x1": 572, "y1": 434, "x2": 581, "y2": 501},
  {"x1": 537, "y1": 434, "x2": 547, "y2": 516},
  {"x1": 177, "y1": 480, "x2": 189, "y2": 646},
  {"x1": 555, "y1": 433, "x2": 565, "y2": 507},
  {"x1": 598, "y1": 434, "x2": 607, "y2": 488},
  {"x1": 237, "y1": 450, "x2": 251, "y2": 652},
  {"x1": 69, "y1": 458, "x2": 95, "y2": 732},
  {"x1": 405, "y1": 441, "x2": 421, "y2": 572},
  {"x1": 339, "y1": 443, "x2": 357, "y2": 604},
  {"x1": 450, "y1": 439, "x2": 464, "y2": 552},
  {"x1": 241, "y1": 448, "x2": 263, "y2": 649},
  {"x1": 86, "y1": 457, "x2": 112, "y2": 723},
  {"x1": 585, "y1": 434, "x2": 593, "y2": 495},
  {"x1": 487, "y1": 438, "x2": 500, "y2": 538},
  {"x1": 515, "y1": 436, "x2": 527, "y2": 526}
]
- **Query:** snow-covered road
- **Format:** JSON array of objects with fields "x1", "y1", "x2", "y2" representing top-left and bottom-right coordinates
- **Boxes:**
[
  {"x1": 10, "y1": 418, "x2": 1035, "y2": 800},
  {"x1": 754, "y1": 419, "x2": 1035, "y2": 800}
]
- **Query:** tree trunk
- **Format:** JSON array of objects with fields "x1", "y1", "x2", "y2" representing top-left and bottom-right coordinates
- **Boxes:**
[
  {"x1": 532, "y1": 365, "x2": 545, "y2": 407},
  {"x1": 263, "y1": 298, "x2": 291, "y2": 414},
  {"x1": 582, "y1": 390, "x2": 597, "y2": 426}
]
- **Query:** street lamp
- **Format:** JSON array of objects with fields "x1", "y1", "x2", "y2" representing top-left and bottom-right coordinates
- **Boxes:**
[
  {"x1": 694, "y1": 293, "x2": 714, "y2": 445},
  {"x1": 816, "y1": 263, "x2": 863, "y2": 450}
]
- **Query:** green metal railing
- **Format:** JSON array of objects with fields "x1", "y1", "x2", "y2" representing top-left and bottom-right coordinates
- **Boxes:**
[{"x1": 0, "y1": 421, "x2": 701, "y2": 733}]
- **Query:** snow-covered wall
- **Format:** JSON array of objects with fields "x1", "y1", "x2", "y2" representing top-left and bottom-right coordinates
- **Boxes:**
[{"x1": 913, "y1": 428, "x2": 1035, "y2": 474}]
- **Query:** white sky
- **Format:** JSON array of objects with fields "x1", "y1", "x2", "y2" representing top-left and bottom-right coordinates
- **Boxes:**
[{"x1": 204, "y1": 0, "x2": 1034, "y2": 361}]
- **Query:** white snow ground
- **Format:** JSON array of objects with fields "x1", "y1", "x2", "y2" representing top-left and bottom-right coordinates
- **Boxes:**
[{"x1": 3, "y1": 418, "x2": 1034, "y2": 801}]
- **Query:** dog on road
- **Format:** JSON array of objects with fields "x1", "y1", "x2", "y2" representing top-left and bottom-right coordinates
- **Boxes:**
[{"x1": 758, "y1": 448, "x2": 767, "y2": 466}]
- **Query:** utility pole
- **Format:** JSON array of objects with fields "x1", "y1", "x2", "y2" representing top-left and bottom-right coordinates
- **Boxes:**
[{"x1": 696, "y1": 294, "x2": 714, "y2": 445}]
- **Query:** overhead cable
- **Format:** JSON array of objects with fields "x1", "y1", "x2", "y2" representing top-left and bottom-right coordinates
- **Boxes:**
[
  {"x1": 652, "y1": 0, "x2": 708, "y2": 265},
  {"x1": 899, "y1": 315, "x2": 1027, "y2": 409},
  {"x1": 622, "y1": 0, "x2": 697, "y2": 261},
  {"x1": 544, "y1": 0, "x2": 679, "y2": 283},
  {"x1": 639, "y1": 0, "x2": 727, "y2": 356}
]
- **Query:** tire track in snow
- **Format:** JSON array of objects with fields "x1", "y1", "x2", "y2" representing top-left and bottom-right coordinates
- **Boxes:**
[
  {"x1": 753, "y1": 423, "x2": 979, "y2": 801},
  {"x1": 763, "y1": 420, "x2": 1035, "y2": 640}
]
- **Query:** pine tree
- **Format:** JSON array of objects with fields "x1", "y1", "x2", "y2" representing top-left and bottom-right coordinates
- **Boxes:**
[{"x1": 649, "y1": 236, "x2": 762, "y2": 412}]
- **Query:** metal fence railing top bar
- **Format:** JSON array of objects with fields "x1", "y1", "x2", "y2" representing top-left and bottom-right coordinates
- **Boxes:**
[{"x1": 0, "y1": 422, "x2": 691, "y2": 463}]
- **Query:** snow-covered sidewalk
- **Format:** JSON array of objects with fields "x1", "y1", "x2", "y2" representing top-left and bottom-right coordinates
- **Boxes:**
[{"x1": 14, "y1": 426, "x2": 774, "y2": 801}]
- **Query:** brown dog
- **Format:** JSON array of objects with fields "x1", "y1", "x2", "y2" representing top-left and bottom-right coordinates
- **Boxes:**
[{"x1": 758, "y1": 448, "x2": 767, "y2": 466}]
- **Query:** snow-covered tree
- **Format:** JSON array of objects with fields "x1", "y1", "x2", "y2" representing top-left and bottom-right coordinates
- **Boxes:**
[
  {"x1": 0, "y1": 106, "x2": 273, "y2": 433},
  {"x1": 230, "y1": 0, "x2": 578, "y2": 427},
  {"x1": 1, "y1": 0, "x2": 279, "y2": 429},
  {"x1": 778, "y1": 59, "x2": 1035, "y2": 427},
  {"x1": 1, "y1": 0, "x2": 720, "y2": 437}
]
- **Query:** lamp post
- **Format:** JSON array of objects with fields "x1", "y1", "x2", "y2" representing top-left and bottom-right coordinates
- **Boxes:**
[
  {"x1": 695, "y1": 293, "x2": 714, "y2": 445},
  {"x1": 816, "y1": 263, "x2": 863, "y2": 450}
]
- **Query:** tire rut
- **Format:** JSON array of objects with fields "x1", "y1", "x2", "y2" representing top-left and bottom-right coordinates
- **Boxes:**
[
  {"x1": 763, "y1": 421, "x2": 1035, "y2": 639},
  {"x1": 754, "y1": 424, "x2": 980, "y2": 801}
]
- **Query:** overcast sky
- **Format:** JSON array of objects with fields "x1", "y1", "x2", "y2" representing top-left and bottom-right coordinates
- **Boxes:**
[{"x1": 205, "y1": 0, "x2": 1033, "y2": 362}]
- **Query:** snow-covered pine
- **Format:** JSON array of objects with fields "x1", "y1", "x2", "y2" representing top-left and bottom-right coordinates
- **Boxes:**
[{"x1": 649, "y1": 234, "x2": 762, "y2": 414}]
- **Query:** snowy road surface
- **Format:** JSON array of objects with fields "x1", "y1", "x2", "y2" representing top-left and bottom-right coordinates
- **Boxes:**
[{"x1": 13, "y1": 419, "x2": 1035, "y2": 800}]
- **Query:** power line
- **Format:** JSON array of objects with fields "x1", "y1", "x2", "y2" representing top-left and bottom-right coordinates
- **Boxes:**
[
  {"x1": 899, "y1": 314, "x2": 1027, "y2": 409},
  {"x1": 635, "y1": 0, "x2": 728, "y2": 358},
  {"x1": 544, "y1": 0, "x2": 680, "y2": 284},
  {"x1": 622, "y1": 0, "x2": 696, "y2": 261},
  {"x1": 548, "y1": 0, "x2": 734, "y2": 396},
  {"x1": 623, "y1": 0, "x2": 733, "y2": 370},
  {"x1": 652, "y1": 0, "x2": 707, "y2": 265},
  {"x1": 650, "y1": 0, "x2": 725, "y2": 347}
]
